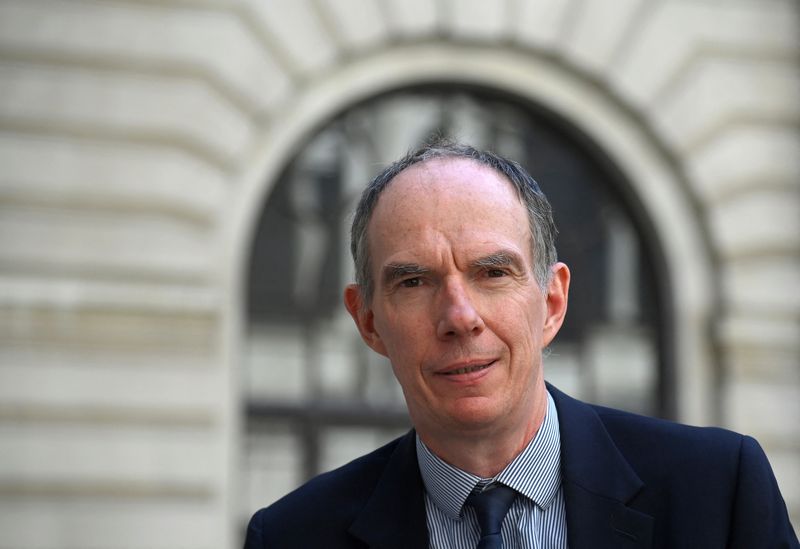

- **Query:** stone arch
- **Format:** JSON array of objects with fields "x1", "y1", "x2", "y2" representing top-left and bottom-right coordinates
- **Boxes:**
[{"x1": 227, "y1": 43, "x2": 717, "y2": 436}]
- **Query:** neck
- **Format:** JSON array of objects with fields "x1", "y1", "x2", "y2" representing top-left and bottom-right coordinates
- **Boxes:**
[{"x1": 418, "y1": 384, "x2": 549, "y2": 478}]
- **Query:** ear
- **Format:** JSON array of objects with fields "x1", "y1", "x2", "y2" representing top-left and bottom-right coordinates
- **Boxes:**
[
  {"x1": 343, "y1": 284, "x2": 388, "y2": 357},
  {"x1": 542, "y1": 262, "x2": 570, "y2": 348}
]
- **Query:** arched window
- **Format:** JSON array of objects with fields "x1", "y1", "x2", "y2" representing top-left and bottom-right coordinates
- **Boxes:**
[{"x1": 242, "y1": 86, "x2": 670, "y2": 513}]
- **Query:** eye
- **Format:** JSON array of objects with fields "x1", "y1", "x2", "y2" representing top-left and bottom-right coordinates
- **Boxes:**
[
  {"x1": 486, "y1": 269, "x2": 507, "y2": 278},
  {"x1": 400, "y1": 277, "x2": 422, "y2": 288}
]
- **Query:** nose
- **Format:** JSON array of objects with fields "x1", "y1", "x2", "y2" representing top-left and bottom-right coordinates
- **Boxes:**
[{"x1": 436, "y1": 278, "x2": 485, "y2": 339}]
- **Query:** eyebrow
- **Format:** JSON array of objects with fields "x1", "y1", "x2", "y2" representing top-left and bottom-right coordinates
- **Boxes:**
[
  {"x1": 381, "y1": 251, "x2": 525, "y2": 286},
  {"x1": 382, "y1": 262, "x2": 430, "y2": 286},
  {"x1": 470, "y1": 250, "x2": 525, "y2": 271}
]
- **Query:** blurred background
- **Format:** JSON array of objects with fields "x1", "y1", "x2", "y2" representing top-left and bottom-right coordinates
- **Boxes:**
[{"x1": 0, "y1": 0, "x2": 798, "y2": 547}]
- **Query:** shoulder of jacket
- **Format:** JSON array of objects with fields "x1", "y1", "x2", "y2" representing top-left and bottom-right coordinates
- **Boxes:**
[{"x1": 252, "y1": 431, "x2": 409, "y2": 526}]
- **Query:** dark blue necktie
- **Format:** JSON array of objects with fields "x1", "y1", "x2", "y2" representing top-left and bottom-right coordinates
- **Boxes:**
[{"x1": 466, "y1": 484, "x2": 517, "y2": 549}]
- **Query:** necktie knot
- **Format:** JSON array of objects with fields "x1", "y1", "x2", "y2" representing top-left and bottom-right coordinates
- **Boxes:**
[{"x1": 466, "y1": 484, "x2": 517, "y2": 549}]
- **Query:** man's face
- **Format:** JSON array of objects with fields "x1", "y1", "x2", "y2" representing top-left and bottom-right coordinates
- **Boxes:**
[{"x1": 345, "y1": 158, "x2": 568, "y2": 443}]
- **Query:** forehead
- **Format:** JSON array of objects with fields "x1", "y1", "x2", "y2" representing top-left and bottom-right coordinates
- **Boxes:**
[
  {"x1": 377, "y1": 157, "x2": 522, "y2": 217},
  {"x1": 367, "y1": 157, "x2": 530, "y2": 260}
]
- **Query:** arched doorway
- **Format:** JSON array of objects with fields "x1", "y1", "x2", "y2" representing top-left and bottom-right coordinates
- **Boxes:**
[{"x1": 240, "y1": 84, "x2": 673, "y2": 514}]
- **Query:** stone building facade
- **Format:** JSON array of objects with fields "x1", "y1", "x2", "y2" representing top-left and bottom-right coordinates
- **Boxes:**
[{"x1": 0, "y1": 0, "x2": 797, "y2": 547}]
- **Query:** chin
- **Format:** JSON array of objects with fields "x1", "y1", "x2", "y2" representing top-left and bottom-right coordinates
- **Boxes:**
[{"x1": 445, "y1": 399, "x2": 507, "y2": 431}]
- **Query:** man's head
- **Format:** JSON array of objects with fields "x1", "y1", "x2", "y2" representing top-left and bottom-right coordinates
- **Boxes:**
[
  {"x1": 350, "y1": 142, "x2": 559, "y2": 305},
  {"x1": 343, "y1": 142, "x2": 569, "y2": 450}
]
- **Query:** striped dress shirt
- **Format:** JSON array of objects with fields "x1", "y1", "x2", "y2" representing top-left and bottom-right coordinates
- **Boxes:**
[{"x1": 416, "y1": 391, "x2": 568, "y2": 549}]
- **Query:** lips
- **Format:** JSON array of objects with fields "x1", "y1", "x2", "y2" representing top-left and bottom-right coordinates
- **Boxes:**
[{"x1": 438, "y1": 360, "x2": 496, "y2": 376}]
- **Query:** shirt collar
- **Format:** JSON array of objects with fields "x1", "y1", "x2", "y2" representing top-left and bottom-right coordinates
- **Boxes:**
[{"x1": 416, "y1": 390, "x2": 562, "y2": 520}]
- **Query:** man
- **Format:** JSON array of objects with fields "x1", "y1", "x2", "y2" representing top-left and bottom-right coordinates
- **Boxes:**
[{"x1": 245, "y1": 142, "x2": 798, "y2": 548}]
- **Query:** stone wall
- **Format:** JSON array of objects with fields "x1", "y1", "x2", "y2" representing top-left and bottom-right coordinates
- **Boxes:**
[{"x1": 0, "y1": 0, "x2": 797, "y2": 546}]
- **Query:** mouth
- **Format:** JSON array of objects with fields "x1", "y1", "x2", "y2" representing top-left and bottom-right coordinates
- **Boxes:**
[{"x1": 439, "y1": 360, "x2": 496, "y2": 376}]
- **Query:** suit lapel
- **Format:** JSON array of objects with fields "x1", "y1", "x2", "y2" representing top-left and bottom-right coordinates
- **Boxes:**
[
  {"x1": 562, "y1": 481, "x2": 654, "y2": 548},
  {"x1": 349, "y1": 388, "x2": 655, "y2": 548},
  {"x1": 549, "y1": 385, "x2": 654, "y2": 549},
  {"x1": 348, "y1": 430, "x2": 429, "y2": 549}
]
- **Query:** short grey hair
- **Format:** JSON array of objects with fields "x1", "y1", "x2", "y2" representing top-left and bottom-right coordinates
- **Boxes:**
[{"x1": 350, "y1": 141, "x2": 558, "y2": 304}]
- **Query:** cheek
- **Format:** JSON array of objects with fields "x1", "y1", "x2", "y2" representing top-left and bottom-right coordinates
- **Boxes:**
[
  {"x1": 489, "y1": 293, "x2": 541, "y2": 328},
  {"x1": 374, "y1": 311, "x2": 427, "y2": 362},
  {"x1": 488, "y1": 302, "x2": 544, "y2": 355},
  {"x1": 375, "y1": 303, "x2": 431, "y2": 342}
]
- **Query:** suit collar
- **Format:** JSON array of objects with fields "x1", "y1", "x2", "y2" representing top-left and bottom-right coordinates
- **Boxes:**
[
  {"x1": 549, "y1": 384, "x2": 654, "y2": 548},
  {"x1": 348, "y1": 387, "x2": 655, "y2": 548},
  {"x1": 348, "y1": 430, "x2": 429, "y2": 549}
]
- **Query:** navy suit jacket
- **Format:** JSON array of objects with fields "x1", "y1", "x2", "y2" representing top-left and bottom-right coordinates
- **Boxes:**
[{"x1": 245, "y1": 385, "x2": 798, "y2": 548}]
